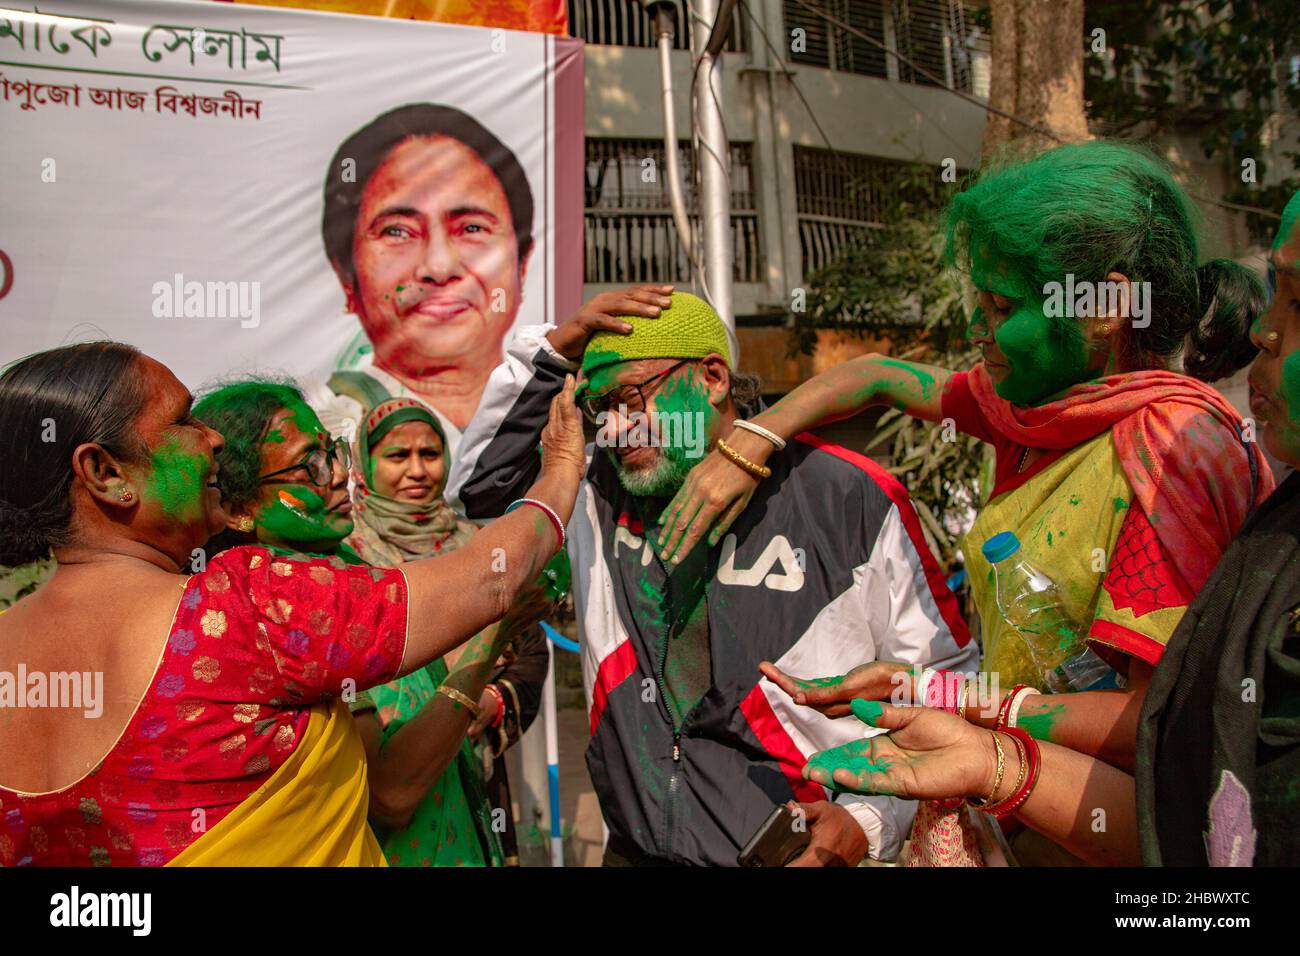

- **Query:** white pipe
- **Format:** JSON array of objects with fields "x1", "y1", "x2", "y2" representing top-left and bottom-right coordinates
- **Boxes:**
[
  {"x1": 656, "y1": 9, "x2": 695, "y2": 263},
  {"x1": 692, "y1": 0, "x2": 737, "y2": 360}
]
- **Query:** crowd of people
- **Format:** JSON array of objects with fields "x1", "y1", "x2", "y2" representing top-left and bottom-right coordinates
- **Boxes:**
[{"x1": 0, "y1": 138, "x2": 1296, "y2": 866}]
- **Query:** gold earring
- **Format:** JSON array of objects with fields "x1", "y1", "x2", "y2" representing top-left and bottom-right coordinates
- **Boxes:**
[
  {"x1": 119, "y1": 489, "x2": 134, "y2": 503},
  {"x1": 1099, "y1": 324, "x2": 1113, "y2": 336},
  {"x1": 237, "y1": 516, "x2": 255, "y2": 533},
  {"x1": 1267, "y1": 331, "x2": 1280, "y2": 344}
]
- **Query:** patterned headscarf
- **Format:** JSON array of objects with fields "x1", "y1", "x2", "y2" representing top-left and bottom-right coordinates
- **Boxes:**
[{"x1": 348, "y1": 397, "x2": 476, "y2": 567}]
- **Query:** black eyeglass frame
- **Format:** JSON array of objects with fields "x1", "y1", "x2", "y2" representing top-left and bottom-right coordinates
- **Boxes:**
[
  {"x1": 578, "y1": 359, "x2": 694, "y2": 424},
  {"x1": 257, "y1": 436, "x2": 351, "y2": 487}
]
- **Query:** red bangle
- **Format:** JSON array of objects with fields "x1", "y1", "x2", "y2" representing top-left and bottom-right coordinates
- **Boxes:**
[
  {"x1": 486, "y1": 683, "x2": 505, "y2": 729},
  {"x1": 982, "y1": 727, "x2": 1041, "y2": 817},
  {"x1": 995, "y1": 684, "x2": 1029, "y2": 730}
]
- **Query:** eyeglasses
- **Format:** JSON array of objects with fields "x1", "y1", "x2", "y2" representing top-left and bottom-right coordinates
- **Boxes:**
[
  {"x1": 579, "y1": 360, "x2": 692, "y2": 424},
  {"x1": 258, "y1": 437, "x2": 351, "y2": 487}
]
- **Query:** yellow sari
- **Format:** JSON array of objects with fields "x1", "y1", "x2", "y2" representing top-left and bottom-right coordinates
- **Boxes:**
[{"x1": 168, "y1": 698, "x2": 385, "y2": 866}]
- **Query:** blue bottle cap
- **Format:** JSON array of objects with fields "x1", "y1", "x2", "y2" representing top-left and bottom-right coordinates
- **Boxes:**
[{"x1": 981, "y1": 531, "x2": 1021, "y2": 564}]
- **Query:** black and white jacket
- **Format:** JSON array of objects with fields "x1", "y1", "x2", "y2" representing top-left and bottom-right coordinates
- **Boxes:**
[{"x1": 447, "y1": 326, "x2": 978, "y2": 865}]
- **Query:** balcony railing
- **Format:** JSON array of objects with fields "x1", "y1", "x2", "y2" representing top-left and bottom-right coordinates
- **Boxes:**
[
  {"x1": 585, "y1": 138, "x2": 761, "y2": 285},
  {"x1": 585, "y1": 211, "x2": 762, "y2": 284},
  {"x1": 797, "y1": 214, "x2": 877, "y2": 278}
]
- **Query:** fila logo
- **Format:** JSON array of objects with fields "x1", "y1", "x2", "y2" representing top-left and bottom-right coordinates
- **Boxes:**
[
  {"x1": 614, "y1": 525, "x2": 654, "y2": 566},
  {"x1": 717, "y1": 534, "x2": 805, "y2": 591}
]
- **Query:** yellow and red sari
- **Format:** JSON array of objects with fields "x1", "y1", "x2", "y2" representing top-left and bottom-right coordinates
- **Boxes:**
[{"x1": 947, "y1": 364, "x2": 1273, "y2": 686}]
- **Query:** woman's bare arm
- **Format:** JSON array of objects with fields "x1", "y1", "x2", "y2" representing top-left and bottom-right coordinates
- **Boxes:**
[
  {"x1": 357, "y1": 624, "x2": 505, "y2": 830},
  {"x1": 655, "y1": 355, "x2": 953, "y2": 562}
]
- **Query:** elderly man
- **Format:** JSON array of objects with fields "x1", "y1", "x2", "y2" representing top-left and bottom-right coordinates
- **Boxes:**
[{"x1": 447, "y1": 286, "x2": 977, "y2": 866}]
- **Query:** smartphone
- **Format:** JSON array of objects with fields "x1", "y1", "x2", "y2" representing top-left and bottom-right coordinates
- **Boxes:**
[{"x1": 737, "y1": 803, "x2": 811, "y2": 867}]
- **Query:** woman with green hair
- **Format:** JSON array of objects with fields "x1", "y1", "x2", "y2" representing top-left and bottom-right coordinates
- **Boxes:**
[
  {"x1": 789, "y1": 189, "x2": 1300, "y2": 866},
  {"x1": 195, "y1": 382, "x2": 551, "y2": 866},
  {"x1": 648, "y1": 141, "x2": 1272, "y2": 861}
]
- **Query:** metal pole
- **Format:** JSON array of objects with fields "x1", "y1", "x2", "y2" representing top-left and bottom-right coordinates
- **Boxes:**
[
  {"x1": 691, "y1": 0, "x2": 738, "y2": 361},
  {"x1": 542, "y1": 643, "x2": 564, "y2": 867}
]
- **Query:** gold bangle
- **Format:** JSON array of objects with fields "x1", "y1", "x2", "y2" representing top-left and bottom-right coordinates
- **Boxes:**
[
  {"x1": 968, "y1": 731, "x2": 1005, "y2": 807},
  {"x1": 437, "y1": 684, "x2": 481, "y2": 719},
  {"x1": 716, "y1": 437, "x2": 772, "y2": 479}
]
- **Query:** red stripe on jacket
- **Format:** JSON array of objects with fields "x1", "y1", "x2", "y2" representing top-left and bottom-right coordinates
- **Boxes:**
[
  {"x1": 739, "y1": 684, "x2": 827, "y2": 804},
  {"x1": 588, "y1": 640, "x2": 639, "y2": 736}
]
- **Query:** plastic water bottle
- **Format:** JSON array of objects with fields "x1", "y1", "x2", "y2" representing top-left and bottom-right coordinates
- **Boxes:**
[{"x1": 981, "y1": 531, "x2": 1119, "y2": 693}]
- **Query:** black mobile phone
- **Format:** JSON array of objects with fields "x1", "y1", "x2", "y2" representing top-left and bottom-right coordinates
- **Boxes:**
[{"x1": 737, "y1": 803, "x2": 811, "y2": 867}]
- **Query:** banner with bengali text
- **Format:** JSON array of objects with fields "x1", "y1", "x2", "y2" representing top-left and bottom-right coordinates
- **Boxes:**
[{"x1": 0, "y1": 0, "x2": 583, "y2": 444}]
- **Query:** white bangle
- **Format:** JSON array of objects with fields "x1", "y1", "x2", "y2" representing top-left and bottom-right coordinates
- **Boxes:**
[
  {"x1": 1005, "y1": 686, "x2": 1041, "y2": 729},
  {"x1": 733, "y1": 419, "x2": 786, "y2": 451},
  {"x1": 915, "y1": 667, "x2": 938, "y2": 708}
]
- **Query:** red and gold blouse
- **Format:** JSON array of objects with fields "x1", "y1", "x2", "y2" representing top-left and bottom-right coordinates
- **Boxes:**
[{"x1": 0, "y1": 546, "x2": 407, "y2": 866}]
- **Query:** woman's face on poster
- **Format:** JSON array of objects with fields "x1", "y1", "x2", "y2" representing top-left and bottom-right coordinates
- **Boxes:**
[{"x1": 342, "y1": 134, "x2": 530, "y2": 379}]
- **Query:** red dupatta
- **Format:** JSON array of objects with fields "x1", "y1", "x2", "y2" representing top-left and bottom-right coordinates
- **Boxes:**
[{"x1": 967, "y1": 363, "x2": 1274, "y2": 591}]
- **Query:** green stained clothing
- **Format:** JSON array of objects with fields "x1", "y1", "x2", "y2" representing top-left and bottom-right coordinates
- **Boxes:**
[
  {"x1": 366, "y1": 658, "x2": 504, "y2": 868},
  {"x1": 645, "y1": 503, "x2": 713, "y2": 729}
]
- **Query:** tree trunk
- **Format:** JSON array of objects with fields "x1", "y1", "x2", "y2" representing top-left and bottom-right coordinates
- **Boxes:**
[{"x1": 982, "y1": 0, "x2": 1089, "y2": 158}]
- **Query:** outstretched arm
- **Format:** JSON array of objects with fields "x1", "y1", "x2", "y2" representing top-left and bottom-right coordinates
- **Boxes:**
[
  {"x1": 656, "y1": 355, "x2": 954, "y2": 562},
  {"x1": 804, "y1": 702, "x2": 1141, "y2": 866},
  {"x1": 397, "y1": 380, "x2": 583, "y2": 676},
  {"x1": 762, "y1": 658, "x2": 1153, "y2": 772}
]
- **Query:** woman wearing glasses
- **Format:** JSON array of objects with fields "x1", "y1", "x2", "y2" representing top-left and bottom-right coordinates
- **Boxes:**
[
  {"x1": 0, "y1": 351, "x2": 583, "y2": 866},
  {"x1": 192, "y1": 383, "x2": 551, "y2": 866}
]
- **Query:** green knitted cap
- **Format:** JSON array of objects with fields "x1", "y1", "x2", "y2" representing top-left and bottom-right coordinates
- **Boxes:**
[{"x1": 582, "y1": 291, "x2": 732, "y2": 375}]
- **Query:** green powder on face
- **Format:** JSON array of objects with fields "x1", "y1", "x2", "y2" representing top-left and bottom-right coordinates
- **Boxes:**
[
  {"x1": 258, "y1": 485, "x2": 351, "y2": 547},
  {"x1": 263, "y1": 428, "x2": 286, "y2": 444},
  {"x1": 992, "y1": 304, "x2": 1091, "y2": 406},
  {"x1": 1017, "y1": 702, "x2": 1066, "y2": 741},
  {"x1": 1273, "y1": 350, "x2": 1300, "y2": 460},
  {"x1": 143, "y1": 438, "x2": 209, "y2": 521}
]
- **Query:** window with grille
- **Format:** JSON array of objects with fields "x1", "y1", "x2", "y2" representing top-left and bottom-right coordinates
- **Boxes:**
[
  {"x1": 793, "y1": 146, "x2": 943, "y2": 276},
  {"x1": 568, "y1": 0, "x2": 747, "y2": 51},
  {"x1": 783, "y1": 0, "x2": 987, "y2": 94},
  {"x1": 584, "y1": 138, "x2": 761, "y2": 285}
]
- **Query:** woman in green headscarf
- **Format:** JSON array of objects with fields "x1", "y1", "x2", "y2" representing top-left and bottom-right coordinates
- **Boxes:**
[{"x1": 347, "y1": 397, "x2": 553, "y2": 866}]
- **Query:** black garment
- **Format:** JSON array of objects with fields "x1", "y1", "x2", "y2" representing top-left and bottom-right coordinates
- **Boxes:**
[
  {"x1": 1137, "y1": 471, "x2": 1300, "y2": 865},
  {"x1": 482, "y1": 626, "x2": 550, "y2": 865}
]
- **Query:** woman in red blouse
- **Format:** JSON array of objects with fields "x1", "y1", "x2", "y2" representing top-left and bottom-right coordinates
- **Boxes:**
[{"x1": 0, "y1": 342, "x2": 584, "y2": 866}]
